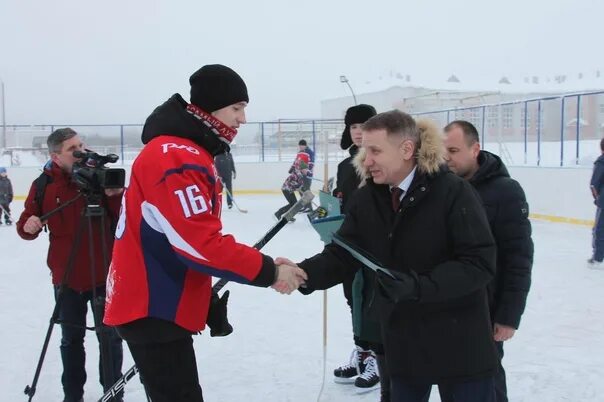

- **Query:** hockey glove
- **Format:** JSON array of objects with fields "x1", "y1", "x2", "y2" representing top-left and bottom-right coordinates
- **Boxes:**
[
  {"x1": 206, "y1": 290, "x2": 234, "y2": 337},
  {"x1": 376, "y1": 269, "x2": 419, "y2": 304}
]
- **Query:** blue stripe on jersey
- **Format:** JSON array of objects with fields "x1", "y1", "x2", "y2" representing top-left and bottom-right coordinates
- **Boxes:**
[
  {"x1": 157, "y1": 164, "x2": 216, "y2": 186},
  {"x1": 140, "y1": 219, "x2": 187, "y2": 321},
  {"x1": 174, "y1": 253, "x2": 251, "y2": 285}
]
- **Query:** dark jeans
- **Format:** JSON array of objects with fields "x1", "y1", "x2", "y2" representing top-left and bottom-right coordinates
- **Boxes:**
[
  {"x1": 392, "y1": 376, "x2": 495, "y2": 402},
  {"x1": 126, "y1": 336, "x2": 204, "y2": 402},
  {"x1": 54, "y1": 286, "x2": 123, "y2": 402},
  {"x1": 220, "y1": 173, "x2": 233, "y2": 206},
  {"x1": 0, "y1": 203, "x2": 10, "y2": 223},
  {"x1": 593, "y1": 207, "x2": 604, "y2": 261},
  {"x1": 275, "y1": 189, "x2": 297, "y2": 218}
]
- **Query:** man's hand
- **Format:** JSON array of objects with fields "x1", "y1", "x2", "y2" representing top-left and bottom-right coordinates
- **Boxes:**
[
  {"x1": 232, "y1": 172, "x2": 236, "y2": 180},
  {"x1": 271, "y1": 262, "x2": 307, "y2": 294},
  {"x1": 104, "y1": 188, "x2": 124, "y2": 197},
  {"x1": 376, "y1": 269, "x2": 419, "y2": 303},
  {"x1": 23, "y1": 215, "x2": 45, "y2": 234},
  {"x1": 493, "y1": 323, "x2": 516, "y2": 342}
]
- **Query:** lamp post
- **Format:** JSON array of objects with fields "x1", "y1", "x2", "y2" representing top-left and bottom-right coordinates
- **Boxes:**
[{"x1": 339, "y1": 75, "x2": 357, "y2": 105}]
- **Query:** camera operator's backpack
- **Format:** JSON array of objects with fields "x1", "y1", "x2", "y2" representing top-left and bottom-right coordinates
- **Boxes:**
[{"x1": 33, "y1": 172, "x2": 52, "y2": 214}]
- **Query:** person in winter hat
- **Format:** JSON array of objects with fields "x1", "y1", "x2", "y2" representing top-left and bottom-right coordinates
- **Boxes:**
[
  {"x1": 274, "y1": 152, "x2": 310, "y2": 220},
  {"x1": 103, "y1": 64, "x2": 307, "y2": 402},
  {"x1": 0, "y1": 167, "x2": 13, "y2": 225},
  {"x1": 330, "y1": 104, "x2": 385, "y2": 397},
  {"x1": 340, "y1": 104, "x2": 377, "y2": 150},
  {"x1": 297, "y1": 139, "x2": 315, "y2": 192}
]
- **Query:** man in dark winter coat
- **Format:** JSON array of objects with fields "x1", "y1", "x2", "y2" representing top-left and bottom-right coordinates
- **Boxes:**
[
  {"x1": 331, "y1": 104, "x2": 384, "y2": 396},
  {"x1": 0, "y1": 167, "x2": 13, "y2": 224},
  {"x1": 17, "y1": 128, "x2": 124, "y2": 402},
  {"x1": 443, "y1": 120, "x2": 533, "y2": 402},
  {"x1": 214, "y1": 152, "x2": 236, "y2": 209},
  {"x1": 588, "y1": 138, "x2": 604, "y2": 268},
  {"x1": 103, "y1": 64, "x2": 307, "y2": 402},
  {"x1": 278, "y1": 110, "x2": 498, "y2": 402}
]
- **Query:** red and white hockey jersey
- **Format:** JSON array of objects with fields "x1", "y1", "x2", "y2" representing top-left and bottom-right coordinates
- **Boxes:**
[{"x1": 104, "y1": 135, "x2": 274, "y2": 332}]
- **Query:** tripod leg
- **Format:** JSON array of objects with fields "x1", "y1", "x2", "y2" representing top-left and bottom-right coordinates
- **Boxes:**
[{"x1": 24, "y1": 212, "x2": 88, "y2": 401}]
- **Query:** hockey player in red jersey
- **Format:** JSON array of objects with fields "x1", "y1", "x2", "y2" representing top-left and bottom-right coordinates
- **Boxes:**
[{"x1": 104, "y1": 64, "x2": 307, "y2": 402}]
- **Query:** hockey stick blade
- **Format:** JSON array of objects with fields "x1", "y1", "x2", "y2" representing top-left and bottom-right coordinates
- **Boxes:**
[{"x1": 218, "y1": 175, "x2": 248, "y2": 214}]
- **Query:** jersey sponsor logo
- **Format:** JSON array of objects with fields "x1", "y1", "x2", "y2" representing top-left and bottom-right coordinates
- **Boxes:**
[{"x1": 161, "y1": 143, "x2": 200, "y2": 155}]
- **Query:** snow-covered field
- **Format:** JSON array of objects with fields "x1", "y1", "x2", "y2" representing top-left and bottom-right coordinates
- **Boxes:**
[{"x1": 1, "y1": 195, "x2": 603, "y2": 402}]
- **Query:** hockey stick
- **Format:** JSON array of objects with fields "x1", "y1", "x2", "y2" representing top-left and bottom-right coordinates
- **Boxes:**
[
  {"x1": 98, "y1": 365, "x2": 142, "y2": 402},
  {"x1": 217, "y1": 176, "x2": 248, "y2": 213},
  {"x1": 0, "y1": 203, "x2": 12, "y2": 222},
  {"x1": 212, "y1": 190, "x2": 314, "y2": 293},
  {"x1": 317, "y1": 131, "x2": 330, "y2": 402},
  {"x1": 223, "y1": 185, "x2": 248, "y2": 214},
  {"x1": 98, "y1": 191, "x2": 315, "y2": 402}
]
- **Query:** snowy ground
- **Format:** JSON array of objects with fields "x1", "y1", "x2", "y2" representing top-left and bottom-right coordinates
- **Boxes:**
[{"x1": 1, "y1": 195, "x2": 603, "y2": 402}]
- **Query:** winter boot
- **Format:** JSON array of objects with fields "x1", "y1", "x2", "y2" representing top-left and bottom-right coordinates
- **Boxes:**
[
  {"x1": 588, "y1": 258, "x2": 604, "y2": 270},
  {"x1": 354, "y1": 350, "x2": 380, "y2": 393},
  {"x1": 333, "y1": 346, "x2": 365, "y2": 383}
]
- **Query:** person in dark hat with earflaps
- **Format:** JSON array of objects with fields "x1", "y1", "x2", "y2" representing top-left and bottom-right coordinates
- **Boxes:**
[
  {"x1": 104, "y1": 64, "x2": 308, "y2": 402},
  {"x1": 331, "y1": 104, "x2": 389, "y2": 398}
]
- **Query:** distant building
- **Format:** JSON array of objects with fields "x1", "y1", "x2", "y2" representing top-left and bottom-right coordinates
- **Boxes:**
[{"x1": 322, "y1": 73, "x2": 604, "y2": 142}]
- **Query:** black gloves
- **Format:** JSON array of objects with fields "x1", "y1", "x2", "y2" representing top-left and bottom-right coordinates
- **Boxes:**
[
  {"x1": 206, "y1": 290, "x2": 233, "y2": 337},
  {"x1": 376, "y1": 269, "x2": 419, "y2": 304}
]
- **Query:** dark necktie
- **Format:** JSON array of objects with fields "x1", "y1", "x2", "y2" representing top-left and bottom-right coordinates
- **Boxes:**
[{"x1": 391, "y1": 187, "x2": 404, "y2": 212}]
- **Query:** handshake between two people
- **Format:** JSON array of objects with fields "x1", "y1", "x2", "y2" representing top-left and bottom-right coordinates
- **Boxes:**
[{"x1": 271, "y1": 257, "x2": 307, "y2": 295}]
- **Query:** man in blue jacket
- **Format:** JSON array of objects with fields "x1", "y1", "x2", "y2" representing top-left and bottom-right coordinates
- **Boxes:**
[{"x1": 589, "y1": 138, "x2": 604, "y2": 268}]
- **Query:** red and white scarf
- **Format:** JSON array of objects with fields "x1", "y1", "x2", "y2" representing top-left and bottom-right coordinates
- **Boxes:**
[{"x1": 186, "y1": 103, "x2": 237, "y2": 143}]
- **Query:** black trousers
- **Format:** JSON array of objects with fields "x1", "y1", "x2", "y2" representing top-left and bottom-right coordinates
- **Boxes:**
[
  {"x1": 438, "y1": 341, "x2": 506, "y2": 402},
  {"x1": 127, "y1": 336, "x2": 204, "y2": 402},
  {"x1": 54, "y1": 286, "x2": 123, "y2": 402},
  {"x1": 275, "y1": 189, "x2": 298, "y2": 218}
]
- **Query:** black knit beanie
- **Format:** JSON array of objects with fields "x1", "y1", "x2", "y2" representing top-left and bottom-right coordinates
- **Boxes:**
[
  {"x1": 189, "y1": 64, "x2": 249, "y2": 113},
  {"x1": 341, "y1": 104, "x2": 377, "y2": 149}
]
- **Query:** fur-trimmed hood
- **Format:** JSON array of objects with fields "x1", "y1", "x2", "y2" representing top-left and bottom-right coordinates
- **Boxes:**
[{"x1": 352, "y1": 118, "x2": 444, "y2": 185}]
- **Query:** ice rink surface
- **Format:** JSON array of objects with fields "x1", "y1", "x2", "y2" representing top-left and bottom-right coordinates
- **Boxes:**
[{"x1": 1, "y1": 195, "x2": 603, "y2": 401}]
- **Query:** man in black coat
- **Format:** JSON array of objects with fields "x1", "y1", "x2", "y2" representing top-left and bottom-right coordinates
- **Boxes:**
[
  {"x1": 277, "y1": 110, "x2": 498, "y2": 402},
  {"x1": 443, "y1": 120, "x2": 534, "y2": 402}
]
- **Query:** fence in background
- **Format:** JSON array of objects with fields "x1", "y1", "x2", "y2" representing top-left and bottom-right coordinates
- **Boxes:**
[{"x1": 1, "y1": 90, "x2": 603, "y2": 168}]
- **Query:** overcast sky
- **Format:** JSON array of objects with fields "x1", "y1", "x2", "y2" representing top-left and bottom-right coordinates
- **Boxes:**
[{"x1": 1, "y1": 0, "x2": 603, "y2": 124}]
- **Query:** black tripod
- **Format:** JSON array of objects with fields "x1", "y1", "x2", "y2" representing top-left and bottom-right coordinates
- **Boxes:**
[{"x1": 23, "y1": 190, "x2": 125, "y2": 401}]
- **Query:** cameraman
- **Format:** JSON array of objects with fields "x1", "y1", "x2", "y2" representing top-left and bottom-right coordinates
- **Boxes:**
[{"x1": 17, "y1": 128, "x2": 124, "y2": 402}]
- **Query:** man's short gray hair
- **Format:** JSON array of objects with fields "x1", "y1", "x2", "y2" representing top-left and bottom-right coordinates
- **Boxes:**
[
  {"x1": 363, "y1": 110, "x2": 419, "y2": 145},
  {"x1": 47, "y1": 128, "x2": 78, "y2": 153}
]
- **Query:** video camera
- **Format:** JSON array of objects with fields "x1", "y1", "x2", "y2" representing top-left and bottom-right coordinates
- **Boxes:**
[{"x1": 72, "y1": 150, "x2": 126, "y2": 194}]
